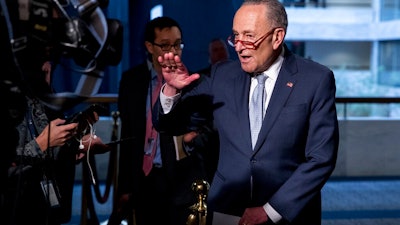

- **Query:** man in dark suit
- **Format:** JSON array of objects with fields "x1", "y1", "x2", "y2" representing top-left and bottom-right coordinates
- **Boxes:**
[
  {"x1": 109, "y1": 17, "x2": 208, "y2": 225},
  {"x1": 154, "y1": 0, "x2": 339, "y2": 225}
]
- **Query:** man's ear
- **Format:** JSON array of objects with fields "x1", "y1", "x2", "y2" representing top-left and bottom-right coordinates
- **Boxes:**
[
  {"x1": 273, "y1": 28, "x2": 286, "y2": 50},
  {"x1": 145, "y1": 41, "x2": 154, "y2": 54}
]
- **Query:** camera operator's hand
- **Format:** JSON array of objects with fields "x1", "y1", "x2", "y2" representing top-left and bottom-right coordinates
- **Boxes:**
[{"x1": 35, "y1": 118, "x2": 78, "y2": 151}]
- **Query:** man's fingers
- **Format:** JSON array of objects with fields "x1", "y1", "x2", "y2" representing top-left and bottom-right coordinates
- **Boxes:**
[
  {"x1": 159, "y1": 52, "x2": 181, "y2": 69},
  {"x1": 187, "y1": 73, "x2": 201, "y2": 82}
]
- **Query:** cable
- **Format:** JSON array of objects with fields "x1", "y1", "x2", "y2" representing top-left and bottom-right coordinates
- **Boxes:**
[{"x1": 75, "y1": 119, "x2": 97, "y2": 185}]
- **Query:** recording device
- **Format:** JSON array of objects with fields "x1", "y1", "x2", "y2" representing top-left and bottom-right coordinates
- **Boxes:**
[
  {"x1": 1, "y1": 0, "x2": 122, "y2": 175},
  {"x1": 64, "y1": 104, "x2": 106, "y2": 142},
  {"x1": 1, "y1": 0, "x2": 122, "y2": 219},
  {"x1": 65, "y1": 104, "x2": 104, "y2": 124},
  {"x1": 49, "y1": 0, "x2": 123, "y2": 109},
  {"x1": 1, "y1": 0, "x2": 123, "y2": 111}
]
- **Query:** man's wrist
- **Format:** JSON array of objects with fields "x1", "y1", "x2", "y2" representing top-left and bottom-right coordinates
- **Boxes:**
[
  {"x1": 263, "y1": 203, "x2": 282, "y2": 224},
  {"x1": 163, "y1": 83, "x2": 179, "y2": 96},
  {"x1": 35, "y1": 136, "x2": 47, "y2": 151},
  {"x1": 160, "y1": 84, "x2": 181, "y2": 114}
]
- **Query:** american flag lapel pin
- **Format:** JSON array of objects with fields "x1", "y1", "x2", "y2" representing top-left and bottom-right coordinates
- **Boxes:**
[{"x1": 286, "y1": 82, "x2": 293, "y2": 88}]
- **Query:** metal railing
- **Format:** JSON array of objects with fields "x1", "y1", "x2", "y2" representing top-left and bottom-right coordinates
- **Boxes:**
[
  {"x1": 336, "y1": 97, "x2": 400, "y2": 119},
  {"x1": 280, "y1": 0, "x2": 372, "y2": 8},
  {"x1": 87, "y1": 94, "x2": 400, "y2": 119}
]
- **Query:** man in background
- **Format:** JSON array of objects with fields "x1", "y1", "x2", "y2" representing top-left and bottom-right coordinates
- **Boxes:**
[
  {"x1": 109, "y1": 16, "x2": 209, "y2": 225},
  {"x1": 197, "y1": 38, "x2": 231, "y2": 76}
]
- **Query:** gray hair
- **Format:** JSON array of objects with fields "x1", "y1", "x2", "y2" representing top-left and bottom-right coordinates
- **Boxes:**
[{"x1": 243, "y1": 0, "x2": 288, "y2": 30}]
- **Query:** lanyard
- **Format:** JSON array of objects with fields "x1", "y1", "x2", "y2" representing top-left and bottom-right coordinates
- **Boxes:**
[{"x1": 26, "y1": 106, "x2": 38, "y2": 139}]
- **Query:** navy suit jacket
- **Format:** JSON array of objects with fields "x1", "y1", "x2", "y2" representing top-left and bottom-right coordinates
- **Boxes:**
[{"x1": 155, "y1": 46, "x2": 339, "y2": 225}]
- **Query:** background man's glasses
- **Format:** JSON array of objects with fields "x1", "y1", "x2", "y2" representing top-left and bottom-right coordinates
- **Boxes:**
[
  {"x1": 152, "y1": 42, "x2": 184, "y2": 51},
  {"x1": 227, "y1": 27, "x2": 280, "y2": 50}
]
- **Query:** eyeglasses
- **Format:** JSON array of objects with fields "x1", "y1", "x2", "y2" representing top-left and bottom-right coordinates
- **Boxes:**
[
  {"x1": 152, "y1": 41, "x2": 184, "y2": 51},
  {"x1": 227, "y1": 27, "x2": 280, "y2": 50}
]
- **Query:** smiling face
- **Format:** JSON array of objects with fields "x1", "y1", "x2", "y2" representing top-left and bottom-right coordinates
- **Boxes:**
[{"x1": 232, "y1": 4, "x2": 285, "y2": 73}]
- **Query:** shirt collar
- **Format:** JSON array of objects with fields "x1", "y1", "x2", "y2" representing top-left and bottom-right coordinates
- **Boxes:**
[
  {"x1": 261, "y1": 47, "x2": 285, "y2": 81},
  {"x1": 147, "y1": 59, "x2": 159, "y2": 81}
]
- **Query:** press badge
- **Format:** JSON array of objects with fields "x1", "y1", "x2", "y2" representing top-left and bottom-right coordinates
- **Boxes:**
[{"x1": 40, "y1": 179, "x2": 61, "y2": 208}]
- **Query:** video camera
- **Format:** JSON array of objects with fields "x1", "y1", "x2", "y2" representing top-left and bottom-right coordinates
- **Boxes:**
[
  {"x1": 0, "y1": 0, "x2": 123, "y2": 176},
  {"x1": 1, "y1": 0, "x2": 123, "y2": 111}
]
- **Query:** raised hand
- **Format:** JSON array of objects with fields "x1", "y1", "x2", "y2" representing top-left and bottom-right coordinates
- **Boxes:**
[{"x1": 158, "y1": 52, "x2": 200, "y2": 96}]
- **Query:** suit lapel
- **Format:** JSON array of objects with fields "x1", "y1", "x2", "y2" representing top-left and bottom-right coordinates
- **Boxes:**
[
  {"x1": 253, "y1": 50, "x2": 298, "y2": 153},
  {"x1": 233, "y1": 70, "x2": 253, "y2": 151}
]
